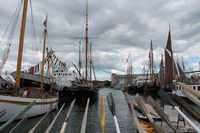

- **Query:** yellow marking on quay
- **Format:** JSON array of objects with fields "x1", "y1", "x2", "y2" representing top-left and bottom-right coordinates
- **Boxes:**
[{"x1": 101, "y1": 96, "x2": 105, "y2": 133}]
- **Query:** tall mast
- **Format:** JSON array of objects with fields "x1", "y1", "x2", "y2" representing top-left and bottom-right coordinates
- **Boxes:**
[
  {"x1": 85, "y1": 0, "x2": 89, "y2": 84},
  {"x1": 16, "y1": 0, "x2": 29, "y2": 89},
  {"x1": 90, "y1": 42, "x2": 92, "y2": 82},
  {"x1": 149, "y1": 40, "x2": 154, "y2": 82},
  {"x1": 127, "y1": 53, "x2": 133, "y2": 85},
  {"x1": 92, "y1": 62, "x2": 96, "y2": 81},
  {"x1": 165, "y1": 27, "x2": 173, "y2": 85},
  {"x1": 159, "y1": 54, "x2": 165, "y2": 86},
  {"x1": 79, "y1": 41, "x2": 81, "y2": 78},
  {"x1": 130, "y1": 53, "x2": 132, "y2": 75},
  {"x1": 181, "y1": 56, "x2": 185, "y2": 71},
  {"x1": 41, "y1": 16, "x2": 48, "y2": 92}
]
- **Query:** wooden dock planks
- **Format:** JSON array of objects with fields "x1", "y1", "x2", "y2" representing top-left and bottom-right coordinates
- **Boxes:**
[{"x1": 182, "y1": 90, "x2": 200, "y2": 107}]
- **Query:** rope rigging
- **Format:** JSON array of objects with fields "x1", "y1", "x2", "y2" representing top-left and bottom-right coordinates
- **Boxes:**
[
  {"x1": 0, "y1": 0, "x2": 23, "y2": 74},
  {"x1": 29, "y1": 0, "x2": 39, "y2": 63},
  {"x1": 0, "y1": 0, "x2": 23, "y2": 46}
]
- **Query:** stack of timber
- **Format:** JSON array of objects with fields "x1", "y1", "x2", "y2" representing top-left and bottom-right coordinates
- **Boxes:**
[
  {"x1": 123, "y1": 92, "x2": 146, "y2": 133},
  {"x1": 0, "y1": 109, "x2": 6, "y2": 118},
  {"x1": 146, "y1": 96, "x2": 179, "y2": 132},
  {"x1": 158, "y1": 89, "x2": 200, "y2": 133},
  {"x1": 135, "y1": 94, "x2": 164, "y2": 133},
  {"x1": 177, "y1": 82, "x2": 200, "y2": 107},
  {"x1": 172, "y1": 95, "x2": 200, "y2": 123},
  {"x1": 177, "y1": 82, "x2": 200, "y2": 98},
  {"x1": 139, "y1": 119, "x2": 155, "y2": 133}
]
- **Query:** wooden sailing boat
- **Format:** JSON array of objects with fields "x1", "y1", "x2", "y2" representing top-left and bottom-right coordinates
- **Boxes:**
[
  {"x1": 158, "y1": 55, "x2": 165, "y2": 88},
  {"x1": 164, "y1": 29, "x2": 173, "y2": 88},
  {"x1": 66, "y1": 0, "x2": 97, "y2": 96},
  {"x1": 11, "y1": 46, "x2": 57, "y2": 87},
  {"x1": 123, "y1": 53, "x2": 138, "y2": 94},
  {"x1": 161, "y1": 28, "x2": 185, "y2": 89},
  {"x1": 141, "y1": 40, "x2": 160, "y2": 96},
  {"x1": 0, "y1": 0, "x2": 58, "y2": 122},
  {"x1": 159, "y1": 27, "x2": 200, "y2": 101}
]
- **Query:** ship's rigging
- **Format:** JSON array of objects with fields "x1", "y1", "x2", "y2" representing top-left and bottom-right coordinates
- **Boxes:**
[{"x1": 0, "y1": 0, "x2": 23, "y2": 74}]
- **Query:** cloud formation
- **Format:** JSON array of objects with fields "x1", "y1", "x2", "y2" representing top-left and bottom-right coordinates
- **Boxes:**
[{"x1": 0, "y1": 0, "x2": 200, "y2": 80}]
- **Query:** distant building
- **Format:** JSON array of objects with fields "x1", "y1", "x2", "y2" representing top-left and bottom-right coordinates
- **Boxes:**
[{"x1": 111, "y1": 73, "x2": 151, "y2": 89}]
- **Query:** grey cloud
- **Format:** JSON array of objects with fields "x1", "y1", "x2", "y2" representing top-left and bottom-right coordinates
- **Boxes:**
[{"x1": 0, "y1": 0, "x2": 200, "y2": 80}]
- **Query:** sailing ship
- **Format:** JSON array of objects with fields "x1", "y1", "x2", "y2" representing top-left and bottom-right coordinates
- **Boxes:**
[
  {"x1": 11, "y1": 47, "x2": 78, "y2": 92},
  {"x1": 123, "y1": 53, "x2": 138, "y2": 93},
  {"x1": 159, "y1": 27, "x2": 200, "y2": 97},
  {"x1": 0, "y1": 0, "x2": 58, "y2": 122},
  {"x1": 135, "y1": 40, "x2": 160, "y2": 96},
  {"x1": 142, "y1": 40, "x2": 160, "y2": 96},
  {"x1": 54, "y1": 65, "x2": 79, "y2": 91},
  {"x1": 62, "y1": 0, "x2": 97, "y2": 96}
]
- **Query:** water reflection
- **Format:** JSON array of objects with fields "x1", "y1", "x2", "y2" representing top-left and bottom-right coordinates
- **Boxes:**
[{"x1": 1, "y1": 88, "x2": 136, "y2": 133}]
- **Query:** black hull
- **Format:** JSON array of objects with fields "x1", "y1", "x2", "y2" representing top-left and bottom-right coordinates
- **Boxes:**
[
  {"x1": 58, "y1": 85, "x2": 98, "y2": 99},
  {"x1": 11, "y1": 71, "x2": 51, "y2": 90},
  {"x1": 123, "y1": 85, "x2": 139, "y2": 94}
]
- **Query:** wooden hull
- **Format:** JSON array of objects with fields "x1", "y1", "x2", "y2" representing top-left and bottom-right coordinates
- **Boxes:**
[
  {"x1": 139, "y1": 119, "x2": 155, "y2": 133},
  {"x1": 0, "y1": 95, "x2": 58, "y2": 122}
]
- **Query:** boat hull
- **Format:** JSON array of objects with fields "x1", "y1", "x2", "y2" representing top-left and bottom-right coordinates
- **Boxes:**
[
  {"x1": 173, "y1": 84, "x2": 200, "y2": 97},
  {"x1": 0, "y1": 95, "x2": 58, "y2": 122}
]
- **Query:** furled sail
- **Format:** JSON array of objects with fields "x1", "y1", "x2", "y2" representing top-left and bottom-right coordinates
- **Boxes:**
[
  {"x1": 159, "y1": 55, "x2": 165, "y2": 87},
  {"x1": 164, "y1": 29, "x2": 173, "y2": 85}
]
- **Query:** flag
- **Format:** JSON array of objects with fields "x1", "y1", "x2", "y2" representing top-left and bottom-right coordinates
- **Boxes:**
[
  {"x1": 126, "y1": 58, "x2": 128, "y2": 63},
  {"x1": 55, "y1": 58, "x2": 59, "y2": 65},
  {"x1": 31, "y1": 67, "x2": 34, "y2": 74},
  {"x1": 34, "y1": 64, "x2": 39, "y2": 73},
  {"x1": 43, "y1": 19, "x2": 47, "y2": 27},
  {"x1": 126, "y1": 54, "x2": 129, "y2": 63}
]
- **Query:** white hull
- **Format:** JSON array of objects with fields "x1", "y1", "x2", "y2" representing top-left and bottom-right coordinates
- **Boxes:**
[
  {"x1": 172, "y1": 89, "x2": 185, "y2": 97},
  {"x1": 173, "y1": 84, "x2": 200, "y2": 97},
  {"x1": 0, "y1": 95, "x2": 58, "y2": 122}
]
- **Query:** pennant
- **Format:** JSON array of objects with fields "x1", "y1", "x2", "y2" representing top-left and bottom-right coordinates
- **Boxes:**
[
  {"x1": 55, "y1": 58, "x2": 59, "y2": 65},
  {"x1": 31, "y1": 66, "x2": 34, "y2": 74}
]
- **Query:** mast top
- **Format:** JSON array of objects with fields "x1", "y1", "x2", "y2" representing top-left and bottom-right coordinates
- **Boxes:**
[{"x1": 43, "y1": 15, "x2": 48, "y2": 30}]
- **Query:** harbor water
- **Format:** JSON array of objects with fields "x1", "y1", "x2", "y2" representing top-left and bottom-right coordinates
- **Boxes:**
[{"x1": 1, "y1": 88, "x2": 136, "y2": 133}]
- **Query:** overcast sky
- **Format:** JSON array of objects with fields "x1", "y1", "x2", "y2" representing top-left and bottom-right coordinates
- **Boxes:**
[{"x1": 0, "y1": 0, "x2": 200, "y2": 80}]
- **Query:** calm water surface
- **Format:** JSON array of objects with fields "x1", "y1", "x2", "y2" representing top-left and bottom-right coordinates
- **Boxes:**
[{"x1": 1, "y1": 88, "x2": 136, "y2": 133}]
